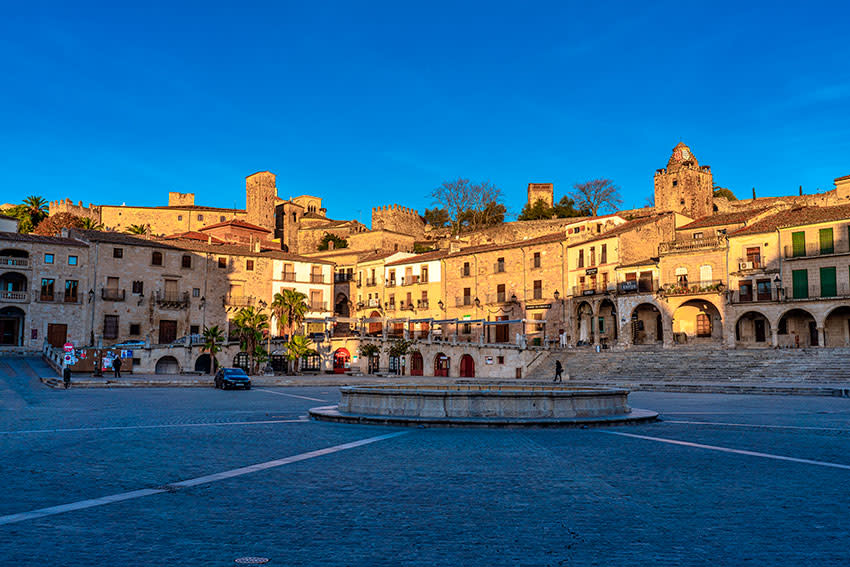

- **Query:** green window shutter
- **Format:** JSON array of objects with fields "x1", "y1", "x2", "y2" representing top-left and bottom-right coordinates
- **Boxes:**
[
  {"x1": 791, "y1": 232, "x2": 806, "y2": 257},
  {"x1": 820, "y1": 267, "x2": 837, "y2": 297},
  {"x1": 819, "y1": 228, "x2": 834, "y2": 255},
  {"x1": 792, "y1": 269, "x2": 808, "y2": 299}
]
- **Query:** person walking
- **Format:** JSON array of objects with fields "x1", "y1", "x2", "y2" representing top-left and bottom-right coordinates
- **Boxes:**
[
  {"x1": 63, "y1": 365, "x2": 71, "y2": 389},
  {"x1": 112, "y1": 356, "x2": 122, "y2": 378},
  {"x1": 554, "y1": 360, "x2": 563, "y2": 382}
]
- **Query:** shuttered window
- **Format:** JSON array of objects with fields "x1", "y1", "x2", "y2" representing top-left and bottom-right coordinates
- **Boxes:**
[
  {"x1": 819, "y1": 228, "x2": 834, "y2": 254},
  {"x1": 820, "y1": 266, "x2": 837, "y2": 297},
  {"x1": 792, "y1": 269, "x2": 808, "y2": 299},
  {"x1": 791, "y1": 232, "x2": 806, "y2": 257}
]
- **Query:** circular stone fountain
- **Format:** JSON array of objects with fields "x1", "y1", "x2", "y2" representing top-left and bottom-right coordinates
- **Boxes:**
[{"x1": 309, "y1": 384, "x2": 657, "y2": 427}]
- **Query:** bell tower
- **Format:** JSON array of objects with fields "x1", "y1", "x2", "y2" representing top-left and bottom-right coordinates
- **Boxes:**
[{"x1": 653, "y1": 142, "x2": 713, "y2": 219}]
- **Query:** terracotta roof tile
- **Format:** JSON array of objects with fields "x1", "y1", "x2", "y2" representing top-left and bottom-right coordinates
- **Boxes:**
[
  {"x1": 0, "y1": 231, "x2": 88, "y2": 247},
  {"x1": 571, "y1": 215, "x2": 661, "y2": 246},
  {"x1": 385, "y1": 249, "x2": 448, "y2": 266},
  {"x1": 446, "y1": 232, "x2": 566, "y2": 258},
  {"x1": 198, "y1": 219, "x2": 269, "y2": 232},
  {"x1": 162, "y1": 231, "x2": 225, "y2": 244},
  {"x1": 731, "y1": 204, "x2": 850, "y2": 236},
  {"x1": 677, "y1": 209, "x2": 769, "y2": 230}
]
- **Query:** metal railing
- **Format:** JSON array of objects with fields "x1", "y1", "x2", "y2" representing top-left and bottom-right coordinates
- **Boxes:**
[
  {"x1": 0, "y1": 256, "x2": 29, "y2": 268},
  {"x1": 571, "y1": 284, "x2": 615, "y2": 296},
  {"x1": 35, "y1": 291, "x2": 81, "y2": 303},
  {"x1": 224, "y1": 294, "x2": 254, "y2": 307},
  {"x1": 784, "y1": 240, "x2": 850, "y2": 259},
  {"x1": 310, "y1": 274, "x2": 325, "y2": 283},
  {"x1": 417, "y1": 299, "x2": 429, "y2": 309},
  {"x1": 455, "y1": 296, "x2": 474, "y2": 307},
  {"x1": 616, "y1": 279, "x2": 658, "y2": 294},
  {"x1": 385, "y1": 280, "x2": 397, "y2": 288},
  {"x1": 101, "y1": 288, "x2": 126, "y2": 301},
  {"x1": 729, "y1": 288, "x2": 779, "y2": 303},
  {"x1": 494, "y1": 262, "x2": 505, "y2": 273},
  {"x1": 784, "y1": 283, "x2": 850, "y2": 301},
  {"x1": 334, "y1": 273, "x2": 353, "y2": 282},
  {"x1": 309, "y1": 301, "x2": 328, "y2": 311},
  {"x1": 401, "y1": 275, "x2": 420, "y2": 286},
  {"x1": 365, "y1": 278, "x2": 377, "y2": 287},
  {"x1": 659, "y1": 236, "x2": 725, "y2": 254},
  {"x1": 155, "y1": 290, "x2": 190, "y2": 307},
  {"x1": 734, "y1": 257, "x2": 764, "y2": 271},
  {"x1": 281, "y1": 272, "x2": 296, "y2": 282}
]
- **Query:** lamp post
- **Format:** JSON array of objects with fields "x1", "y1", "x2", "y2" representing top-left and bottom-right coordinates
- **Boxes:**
[{"x1": 774, "y1": 275, "x2": 783, "y2": 301}]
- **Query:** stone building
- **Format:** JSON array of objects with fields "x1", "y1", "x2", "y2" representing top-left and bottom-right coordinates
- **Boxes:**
[
  {"x1": 527, "y1": 183, "x2": 554, "y2": 208},
  {"x1": 654, "y1": 142, "x2": 714, "y2": 219}
]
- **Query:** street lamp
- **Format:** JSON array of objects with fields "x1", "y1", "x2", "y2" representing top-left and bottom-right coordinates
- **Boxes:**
[{"x1": 774, "y1": 275, "x2": 783, "y2": 301}]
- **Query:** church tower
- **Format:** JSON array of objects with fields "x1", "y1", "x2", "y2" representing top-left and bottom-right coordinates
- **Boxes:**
[
  {"x1": 653, "y1": 142, "x2": 713, "y2": 219},
  {"x1": 245, "y1": 171, "x2": 277, "y2": 231}
]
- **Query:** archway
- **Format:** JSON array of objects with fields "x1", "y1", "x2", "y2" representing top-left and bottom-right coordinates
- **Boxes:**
[
  {"x1": 0, "y1": 271, "x2": 28, "y2": 301},
  {"x1": 367, "y1": 311, "x2": 382, "y2": 336},
  {"x1": 575, "y1": 301, "x2": 593, "y2": 345},
  {"x1": 410, "y1": 351, "x2": 423, "y2": 376},
  {"x1": 672, "y1": 299, "x2": 722, "y2": 344},
  {"x1": 824, "y1": 306, "x2": 850, "y2": 347},
  {"x1": 777, "y1": 308, "x2": 817, "y2": 347},
  {"x1": 735, "y1": 311, "x2": 771, "y2": 345},
  {"x1": 194, "y1": 354, "x2": 219, "y2": 374},
  {"x1": 434, "y1": 352, "x2": 449, "y2": 377},
  {"x1": 333, "y1": 348, "x2": 351, "y2": 373},
  {"x1": 459, "y1": 354, "x2": 475, "y2": 377},
  {"x1": 631, "y1": 303, "x2": 663, "y2": 345},
  {"x1": 598, "y1": 299, "x2": 617, "y2": 345},
  {"x1": 155, "y1": 356, "x2": 179, "y2": 375},
  {"x1": 0, "y1": 306, "x2": 25, "y2": 346}
]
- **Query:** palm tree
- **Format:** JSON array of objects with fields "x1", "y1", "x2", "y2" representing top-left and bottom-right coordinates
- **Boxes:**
[
  {"x1": 23, "y1": 196, "x2": 48, "y2": 225},
  {"x1": 270, "y1": 289, "x2": 309, "y2": 339},
  {"x1": 201, "y1": 325, "x2": 225, "y2": 375},
  {"x1": 80, "y1": 217, "x2": 105, "y2": 230},
  {"x1": 126, "y1": 224, "x2": 148, "y2": 235},
  {"x1": 285, "y1": 334, "x2": 315, "y2": 375},
  {"x1": 232, "y1": 307, "x2": 269, "y2": 374}
]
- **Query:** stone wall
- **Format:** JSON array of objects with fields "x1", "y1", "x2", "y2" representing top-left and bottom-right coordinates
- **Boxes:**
[
  {"x1": 245, "y1": 171, "x2": 277, "y2": 231},
  {"x1": 527, "y1": 183, "x2": 554, "y2": 208},
  {"x1": 371, "y1": 205, "x2": 424, "y2": 238}
]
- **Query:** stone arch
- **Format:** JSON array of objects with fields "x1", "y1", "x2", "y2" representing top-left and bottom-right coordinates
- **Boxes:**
[
  {"x1": 597, "y1": 298, "x2": 617, "y2": 344},
  {"x1": 1, "y1": 271, "x2": 28, "y2": 295},
  {"x1": 631, "y1": 302, "x2": 664, "y2": 345},
  {"x1": 334, "y1": 293, "x2": 350, "y2": 317},
  {"x1": 824, "y1": 305, "x2": 850, "y2": 347},
  {"x1": 734, "y1": 311, "x2": 771, "y2": 346},
  {"x1": 575, "y1": 301, "x2": 594, "y2": 345},
  {"x1": 155, "y1": 356, "x2": 180, "y2": 375},
  {"x1": 0, "y1": 305, "x2": 26, "y2": 346},
  {"x1": 672, "y1": 299, "x2": 722, "y2": 344},
  {"x1": 777, "y1": 308, "x2": 818, "y2": 347},
  {"x1": 333, "y1": 347, "x2": 350, "y2": 373},
  {"x1": 194, "y1": 353, "x2": 218, "y2": 374}
]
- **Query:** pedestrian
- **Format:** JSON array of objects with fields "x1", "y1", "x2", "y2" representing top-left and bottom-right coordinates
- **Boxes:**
[
  {"x1": 112, "y1": 356, "x2": 122, "y2": 378},
  {"x1": 63, "y1": 365, "x2": 71, "y2": 389},
  {"x1": 554, "y1": 360, "x2": 563, "y2": 382}
]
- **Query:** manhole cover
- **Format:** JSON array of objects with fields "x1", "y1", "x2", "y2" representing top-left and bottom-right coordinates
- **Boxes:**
[{"x1": 235, "y1": 557, "x2": 270, "y2": 564}]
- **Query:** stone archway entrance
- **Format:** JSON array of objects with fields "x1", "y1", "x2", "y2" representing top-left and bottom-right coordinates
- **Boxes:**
[
  {"x1": 825, "y1": 306, "x2": 850, "y2": 347},
  {"x1": 155, "y1": 356, "x2": 180, "y2": 375},
  {"x1": 597, "y1": 298, "x2": 617, "y2": 345},
  {"x1": 631, "y1": 303, "x2": 663, "y2": 345},
  {"x1": 434, "y1": 352, "x2": 450, "y2": 377},
  {"x1": 735, "y1": 311, "x2": 770, "y2": 345},
  {"x1": 410, "y1": 351, "x2": 424, "y2": 376},
  {"x1": 575, "y1": 301, "x2": 593, "y2": 345},
  {"x1": 459, "y1": 354, "x2": 475, "y2": 378},
  {"x1": 778, "y1": 308, "x2": 817, "y2": 347},
  {"x1": 0, "y1": 306, "x2": 25, "y2": 346},
  {"x1": 672, "y1": 299, "x2": 722, "y2": 344}
]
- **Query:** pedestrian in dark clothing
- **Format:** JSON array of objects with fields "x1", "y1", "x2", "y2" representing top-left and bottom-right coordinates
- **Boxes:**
[
  {"x1": 63, "y1": 366, "x2": 71, "y2": 389},
  {"x1": 112, "y1": 356, "x2": 122, "y2": 378},
  {"x1": 554, "y1": 360, "x2": 563, "y2": 382}
]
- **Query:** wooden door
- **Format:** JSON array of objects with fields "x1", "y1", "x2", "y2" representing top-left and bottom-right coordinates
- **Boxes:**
[
  {"x1": 47, "y1": 324, "x2": 67, "y2": 348},
  {"x1": 495, "y1": 315, "x2": 509, "y2": 343},
  {"x1": 754, "y1": 320, "x2": 766, "y2": 343},
  {"x1": 159, "y1": 320, "x2": 177, "y2": 344}
]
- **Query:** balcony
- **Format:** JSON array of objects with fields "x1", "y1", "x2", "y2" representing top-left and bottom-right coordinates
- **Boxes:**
[
  {"x1": 784, "y1": 240, "x2": 850, "y2": 259},
  {"x1": 486, "y1": 292, "x2": 518, "y2": 304},
  {"x1": 309, "y1": 301, "x2": 328, "y2": 312},
  {"x1": 660, "y1": 279, "x2": 724, "y2": 296},
  {"x1": 101, "y1": 288, "x2": 126, "y2": 301},
  {"x1": 659, "y1": 236, "x2": 725, "y2": 254},
  {"x1": 734, "y1": 257, "x2": 769, "y2": 272},
  {"x1": 455, "y1": 296, "x2": 475, "y2": 307},
  {"x1": 459, "y1": 267, "x2": 472, "y2": 278},
  {"x1": 385, "y1": 280, "x2": 397, "y2": 288},
  {"x1": 401, "y1": 275, "x2": 420, "y2": 286},
  {"x1": 0, "y1": 289, "x2": 29, "y2": 303},
  {"x1": 224, "y1": 294, "x2": 254, "y2": 307},
  {"x1": 365, "y1": 278, "x2": 377, "y2": 287},
  {"x1": 0, "y1": 256, "x2": 29, "y2": 269},
  {"x1": 281, "y1": 272, "x2": 296, "y2": 282},
  {"x1": 155, "y1": 290, "x2": 190, "y2": 309},
  {"x1": 334, "y1": 273, "x2": 353, "y2": 282},
  {"x1": 494, "y1": 262, "x2": 506, "y2": 273},
  {"x1": 310, "y1": 274, "x2": 325, "y2": 284},
  {"x1": 617, "y1": 279, "x2": 658, "y2": 294},
  {"x1": 35, "y1": 291, "x2": 82, "y2": 304},
  {"x1": 571, "y1": 284, "x2": 615, "y2": 296},
  {"x1": 417, "y1": 299, "x2": 429, "y2": 309},
  {"x1": 784, "y1": 283, "x2": 850, "y2": 302},
  {"x1": 729, "y1": 288, "x2": 779, "y2": 304}
]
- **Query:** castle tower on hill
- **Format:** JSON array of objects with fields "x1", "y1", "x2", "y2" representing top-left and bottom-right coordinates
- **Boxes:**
[
  {"x1": 245, "y1": 171, "x2": 277, "y2": 231},
  {"x1": 654, "y1": 142, "x2": 713, "y2": 219},
  {"x1": 527, "y1": 183, "x2": 554, "y2": 208}
]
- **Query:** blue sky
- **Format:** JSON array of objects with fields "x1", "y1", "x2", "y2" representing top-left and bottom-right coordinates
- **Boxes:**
[{"x1": 2, "y1": 1, "x2": 849, "y2": 225}]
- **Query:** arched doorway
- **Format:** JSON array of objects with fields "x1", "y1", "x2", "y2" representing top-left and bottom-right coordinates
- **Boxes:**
[
  {"x1": 672, "y1": 300, "x2": 722, "y2": 344},
  {"x1": 825, "y1": 306, "x2": 850, "y2": 347},
  {"x1": 0, "y1": 306, "x2": 26, "y2": 346},
  {"x1": 576, "y1": 301, "x2": 593, "y2": 345},
  {"x1": 631, "y1": 303, "x2": 662, "y2": 345},
  {"x1": 194, "y1": 354, "x2": 218, "y2": 373},
  {"x1": 598, "y1": 299, "x2": 617, "y2": 345},
  {"x1": 367, "y1": 311, "x2": 382, "y2": 336},
  {"x1": 0, "y1": 271, "x2": 28, "y2": 301},
  {"x1": 155, "y1": 356, "x2": 179, "y2": 375},
  {"x1": 735, "y1": 311, "x2": 770, "y2": 345},
  {"x1": 459, "y1": 354, "x2": 475, "y2": 377},
  {"x1": 434, "y1": 352, "x2": 449, "y2": 377},
  {"x1": 333, "y1": 348, "x2": 351, "y2": 373},
  {"x1": 777, "y1": 308, "x2": 817, "y2": 347},
  {"x1": 410, "y1": 351, "x2": 424, "y2": 376}
]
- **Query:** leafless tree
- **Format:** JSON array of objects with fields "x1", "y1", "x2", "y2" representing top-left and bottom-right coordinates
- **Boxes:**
[
  {"x1": 431, "y1": 178, "x2": 505, "y2": 234},
  {"x1": 570, "y1": 179, "x2": 623, "y2": 216}
]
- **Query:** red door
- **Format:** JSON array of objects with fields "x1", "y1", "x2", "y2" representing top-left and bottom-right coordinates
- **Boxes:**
[
  {"x1": 333, "y1": 348, "x2": 350, "y2": 374},
  {"x1": 459, "y1": 354, "x2": 475, "y2": 377},
  {"x1": 434, "y1": 353, "x2": 449, "y2": 377},
  {"x1": 410, "y1": 352, "x2": 423, "y2": 376}
]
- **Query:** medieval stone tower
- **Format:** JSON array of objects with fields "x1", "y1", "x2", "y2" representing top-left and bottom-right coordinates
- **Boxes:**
[
  {"x1": 527, "y1": 183, "x2": 554, "y2": 208},
  {"x1": 245, "y1": 171, "x2": 277, "y2": 231},
  {"x1": 371, "y1": 204, "x2": 425, "y2": 238},
  {"x1": 654, "y1": 142, "x2": 713, "y2": 219}
]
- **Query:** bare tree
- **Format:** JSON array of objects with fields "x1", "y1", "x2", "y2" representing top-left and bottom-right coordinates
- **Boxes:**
[
  {"x1": 570, "y1": 179, "x2": 623, "y2": 216},
  {"x1": 431, "y1": 178, "x2": 505, "y2": 234}
]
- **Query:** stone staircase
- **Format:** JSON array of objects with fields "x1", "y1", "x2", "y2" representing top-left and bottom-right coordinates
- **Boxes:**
[{"x1": 527, "y1": 347, "x2": 850, "y2": 393}]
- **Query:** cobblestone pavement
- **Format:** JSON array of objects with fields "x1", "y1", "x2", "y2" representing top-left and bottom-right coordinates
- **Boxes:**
[{"x1": 2, "y1": 357, "x2": 850, "y2": 566}]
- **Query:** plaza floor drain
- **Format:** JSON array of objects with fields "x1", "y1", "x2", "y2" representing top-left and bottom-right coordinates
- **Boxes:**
[{"x1": 234, "y1": 557, "x2": 269, "y2": 564}]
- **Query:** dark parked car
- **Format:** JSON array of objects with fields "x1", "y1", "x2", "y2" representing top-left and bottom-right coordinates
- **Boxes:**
[{"x1": 214, "y1": 367, "x2": 251, "y2": 390}]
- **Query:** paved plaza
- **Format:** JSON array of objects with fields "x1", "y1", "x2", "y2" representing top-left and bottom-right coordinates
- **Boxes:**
[{"x1": 2, "y1": 358, "x2": 850, "y2": 566}]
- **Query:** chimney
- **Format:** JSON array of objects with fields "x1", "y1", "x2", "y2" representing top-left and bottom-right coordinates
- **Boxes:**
[{"x1": 253, "y1": 240, "x2": 261, "y2": 253}]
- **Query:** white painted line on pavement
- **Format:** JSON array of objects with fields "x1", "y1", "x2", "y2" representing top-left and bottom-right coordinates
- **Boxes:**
[
  {"x1": 0, "y1": 431, "x2": 408, "y2": 526},
  {"x1": 601, "y1": 430, "x2": 850, "y2": 471},
  {"x1": 664, "y1": 419, "x2": 850, "y2": 433},
  {"x1": 255, "y1": 388, "x2": 329, "y2": 402},
  {"x1": 0, "y1": 418, "x2": 308, "y2": 435}
]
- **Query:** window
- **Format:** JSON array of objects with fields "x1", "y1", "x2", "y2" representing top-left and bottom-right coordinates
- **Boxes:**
[
  {"x1": 462, "y1": 262, "x2": 471, "y2": 277},
  {"x1": 178, "y1": 215, "x2": 183, "y2": 221},
  {"x1": 220, "y1": 216, "x2": 225, "y2": 222},
  {"x1": 190, "y1": 325, "x2": 200, "y2": 335},
  {"x1": 388, "y1": 294, "x2": 395, "y2": 308},
  {"x1": 791, "y1": 231, "x2": 806, "y2": 257},
  {"x1": 151, "y1": 251, "x2": 163, "y2": 266},
  {"x1": 64, "y1": 280, "x2": 78, "y2": 302},
  {"x1": 218, "y1": 257, "x2": 227, "y2": 268},
  {"x1": 132, "y1": 281, "x2": 144, "y2": 295},
  {"x1": 44, "y1": 253, "x2": 54, "y2": 264},
  {"x1": 40, "y1": 278, "x2": 55, "y2": 301},
  {"x1": 496, "y1": 257, "x2": 505, "y2": 273},
  {"x1": 819, "y1": 228, "x2": 834, "y2": 255},
  {"x1": 463, "y1": 287, "x2": 471, "y2": 305},
  {"x1": 675, "y1": 267, "x2": 688, "y2": 287},
  {"x1": 462, "y1": 323, "x2": 471, "y2": 334},
  {"x1": 497, "y1": 356, "x2": 504, "y2": 364},
  {"x1": 533, "y1": 280, "x2": 542, "y2": 300},
  {"x1": 820, "y1": 266, "x2": 837, "y2": 297},
  {"x1": 598, "y1": 316, "x2": 605, "y2": 333},
  {"x1": 113, "y1": 248, "x2": 123, "y2": 259},
  {"x1": 590, "y1": 247, "x2": 596, "y2": 266},
  {"x1": 197, "y1": 214, "x2": 203, "y2": 221},
  {"x1": 792, "y1": 269, "x2": 808, "y2": 299},
  {"x1": 129, "y1": 323, "x2": 141, "y2": 336},
  {"x1": 192, "y1": 288, "x2": 200, "y2": 297},
  {"x1": 533, "y1": 252, "x2": 541, "y2": 269},
  {"x1": 756, "y1": 279, "x2": 772, "y2": 301},
  {"x1": 746, "y1": 247, "x2": 761, "y2": 268},
  {"x1": 672, "y1": 180, "x2": 678, "y2": 187},
  {"x1": 181, "y1": 255, "x2": 191, "y2": 269},
  {"x1": 533, "y1": 313, "x2": 544, "y2": 331},
  {"x1": 600, "y1": 244, "x2": 607, "y2": 264},
  {"x1": 421, "y1": 266, "x2": 429, "y2": 283},
  {"x1": 246, "y1": 260, "x2": 254, "y2": 271},
  {"x1": 699, "y1": 265, "x2": 713, "y2": 284},
  {"x1": 104, "y1": 315, "x2": 119, "y2": 339},
  {"x1": 739, "y1": 280, "x2": 753, "y2": 302},
  {"x1": 578, "y1": 250, "x2": 584, "y2": 268},
  {"x1": 497, "y1": 284, "x2": 506, "y2": 303},
  {"x1": 68, "y1": 255, "x2": 78, "y2": 266},
  {"x1": 693, "y1": 232, "x2": 703, "y2": 239}
]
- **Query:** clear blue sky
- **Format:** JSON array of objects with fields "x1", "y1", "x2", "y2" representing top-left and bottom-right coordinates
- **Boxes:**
[{"x1": 2, "y1": 1, "x2": 849, "y2": 225}]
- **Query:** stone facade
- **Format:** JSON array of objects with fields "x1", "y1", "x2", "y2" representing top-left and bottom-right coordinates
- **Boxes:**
[
  {"x1": 654, "y1": 142, "x2": 714, "y2": 219},
  {"x1": 527, "y1": 183, "x2": 554, "y2": 208}
]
